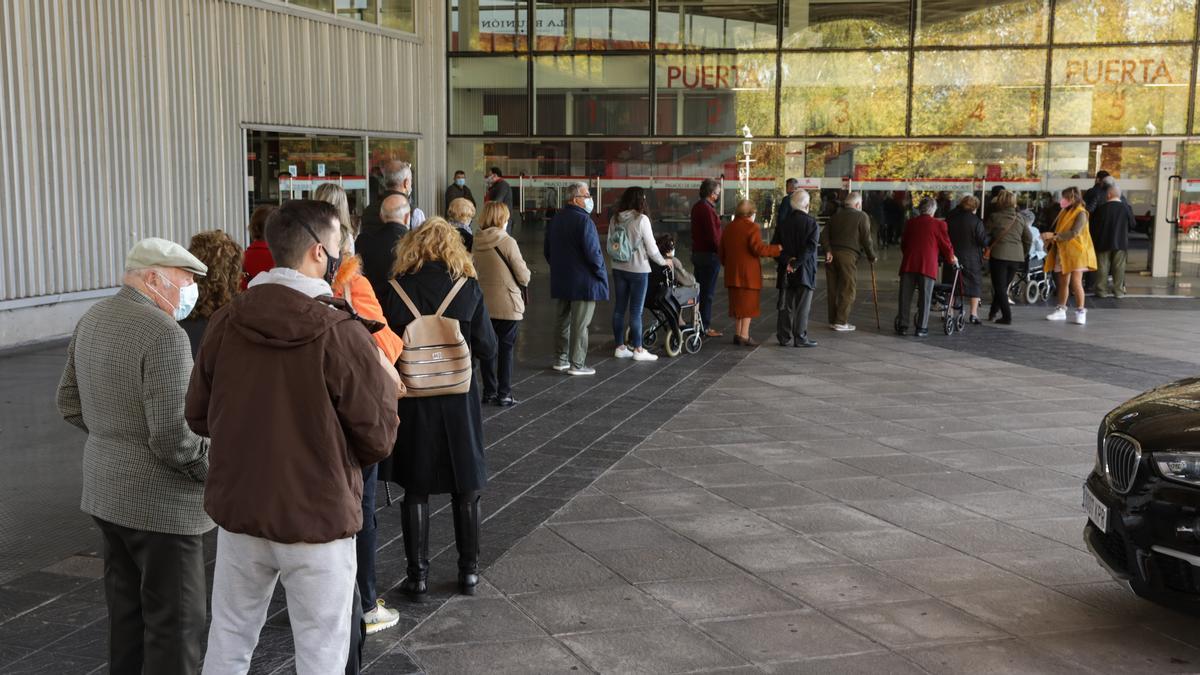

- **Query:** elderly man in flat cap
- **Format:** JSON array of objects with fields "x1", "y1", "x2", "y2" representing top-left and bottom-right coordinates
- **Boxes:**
[{"x1": 57, "y1": 237, "x2": 212, "y2": 675}]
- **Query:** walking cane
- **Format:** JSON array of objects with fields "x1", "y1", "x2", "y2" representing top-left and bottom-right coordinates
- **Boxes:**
[{"x1": 869, "y1": 261, "x2": 881, "y2": 331}]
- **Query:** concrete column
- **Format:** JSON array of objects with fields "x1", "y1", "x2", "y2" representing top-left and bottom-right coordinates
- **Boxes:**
[{"x1": 1152, "y1": 140, "x2": 1178, "y2": 278}]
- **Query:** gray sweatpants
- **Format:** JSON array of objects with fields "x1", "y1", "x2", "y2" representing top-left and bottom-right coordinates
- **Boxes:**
[{"x1": 203, "y1": 528, "x2": 356, "y2": 675}]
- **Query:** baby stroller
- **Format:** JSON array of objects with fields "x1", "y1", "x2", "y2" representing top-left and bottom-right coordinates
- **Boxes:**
[
  {"x1": 636, "y1": 263, "x2": 703, "y2": 357},
  {"x1": 1007, "y1": 256, "x2": 1055, "y2": 305},
  {"x1": 917, "y1": 263, "x2": 966, "y2": 335}
]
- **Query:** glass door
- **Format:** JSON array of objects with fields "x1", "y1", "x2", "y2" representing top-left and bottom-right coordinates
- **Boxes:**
[{"x1": 1173, "y1": 141, "x2": 1200, "y2": 289}]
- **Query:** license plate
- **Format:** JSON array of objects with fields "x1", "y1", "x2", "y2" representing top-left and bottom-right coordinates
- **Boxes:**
[{"x1": 1083, "y1": 484, "x2": 1109, "y2": 533}]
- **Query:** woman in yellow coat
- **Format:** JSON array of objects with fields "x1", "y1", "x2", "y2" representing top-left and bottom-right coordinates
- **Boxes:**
[{"x1": 1042, "y1": 185, "x2": 1097, "y2": 325}]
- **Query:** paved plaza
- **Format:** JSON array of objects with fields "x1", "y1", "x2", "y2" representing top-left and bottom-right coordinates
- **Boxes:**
[{"x1": 2, "y1": 259, "x2": 1200, "y2": 673}]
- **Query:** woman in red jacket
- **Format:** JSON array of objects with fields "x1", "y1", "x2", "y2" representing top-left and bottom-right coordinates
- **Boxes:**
[
  {"x1": 897, "y1": 197, "x2": 957, "y2": 337},
  {"x1": 719, "y1": 200, "x2": 782, "y2": 346},
  {"x1": 240, "y1": 204, "x2": 276, "y2": 290}
]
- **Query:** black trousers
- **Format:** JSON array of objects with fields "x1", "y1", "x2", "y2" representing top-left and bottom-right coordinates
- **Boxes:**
[
  {"x1": 989, "y1": 258, "x2": 1021, "y2": 321},
  {"x1": 481, "y1": 319, "x2": 520, "y2": 398},
  {"x1": 776, "y1": 285, "x2": 814, "y2": 344},
  {"x1": 897, "y1": 272, "x2": 935, "y2": 332},
  {"x1": 93, "y1": 517, "x2": 206, "y2": 675}
]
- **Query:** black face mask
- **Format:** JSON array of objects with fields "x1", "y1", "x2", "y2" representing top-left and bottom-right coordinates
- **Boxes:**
[
  {"x1": 324, "y1": 250, "x2": 341, "y2": 285},
  {"x1": 299, "y1": 221, "x2": 341, "y2": 285}
]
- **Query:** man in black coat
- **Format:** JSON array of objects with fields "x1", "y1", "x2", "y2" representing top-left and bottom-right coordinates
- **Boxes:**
[
  {"x1": 1091, "y1": 182, "x2": 1133, "y2": 298},
  {"x1": 772, "y1": 190, "x2": 819, "y2": 348},
  {"x1": 485, "y1": 167, "x2": 521, "y2": 231},
  {"x1": 356, "y1": 193, "x2": 410, "y2": 287},
  {"x1": 445, "y1": 170, "x2": 475, "y2": 211},
  {"x1": 1084, "y1": 170, "x2": 1111, "y2": 213}
]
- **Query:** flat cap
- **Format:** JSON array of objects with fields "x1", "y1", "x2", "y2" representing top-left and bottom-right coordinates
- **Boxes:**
[{"x1": 125, "y1": 237, "x2": 208, "y2": 276}]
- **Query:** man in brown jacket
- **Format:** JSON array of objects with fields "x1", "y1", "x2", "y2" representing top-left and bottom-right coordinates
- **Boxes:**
[
  {"x1": 186, "y1": 200, "x2": 398, "y2": 674},
  {"x1": 819, "y1": 191, "x2": 878, "y2": 332}
]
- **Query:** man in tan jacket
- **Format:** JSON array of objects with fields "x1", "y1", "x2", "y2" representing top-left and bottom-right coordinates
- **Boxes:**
[{"x1": 819, "y1": 191, "x2": 878, "y2": 332}]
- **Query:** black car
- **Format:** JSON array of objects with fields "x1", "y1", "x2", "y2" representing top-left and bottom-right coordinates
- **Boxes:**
[{"x1": 1084, "y1": 376, "x2": 1200, "y2": 608}]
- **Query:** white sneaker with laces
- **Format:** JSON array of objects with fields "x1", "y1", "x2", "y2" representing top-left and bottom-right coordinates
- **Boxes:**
[
  {"x1": 833, "y1": 324, "x2": 857, "y2": 332},
  {"x1": 632, "y1": 349, "x2": 658, "y2": 362},
  {"x1": 552, "y1": 362, "x2": 570, "y2": 372},
  {"x1": 363, "y1": 599, "x2": 401, "y2": 635},
  {"x1": 615, "y1": 345, "x2": 634, "y2": 359},
  {"x1": 1046, "y1": 306, "x2": 1067, "y2": 321},
  {"x1": 1071, "y1": 308, "x2": 1087, "y2": 325},
  {"x1": 567, "y1": 366, "x2": 596, "y2": 376}
]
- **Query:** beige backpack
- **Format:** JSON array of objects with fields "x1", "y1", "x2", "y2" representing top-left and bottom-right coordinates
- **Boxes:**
[{"x1": 388, "y1": 277, "x2": 472, "y2": 397}]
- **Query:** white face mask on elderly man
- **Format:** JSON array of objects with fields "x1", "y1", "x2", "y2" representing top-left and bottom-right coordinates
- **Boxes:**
[{"x1": 150, "y1": 273, "x2": 198, "y2": 321}]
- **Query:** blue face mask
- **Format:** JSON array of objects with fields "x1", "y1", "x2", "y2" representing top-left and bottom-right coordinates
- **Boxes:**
[{"x1": 455, "y1": 178, "x2": 465, "y2": 187}]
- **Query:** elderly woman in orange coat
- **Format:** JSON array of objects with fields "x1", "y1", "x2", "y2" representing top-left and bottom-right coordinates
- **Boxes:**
[{"x1": 719, "y1": 199, "x2": 783, "y2": 346}]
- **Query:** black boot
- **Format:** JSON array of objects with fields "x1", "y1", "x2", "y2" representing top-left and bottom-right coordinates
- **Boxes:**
[
  {"x1": 452, "y1": 494, "x2": 480, "y2": 596},
  {"x1": 399, "y1": 498, "x2": 429, "y2": 602}
]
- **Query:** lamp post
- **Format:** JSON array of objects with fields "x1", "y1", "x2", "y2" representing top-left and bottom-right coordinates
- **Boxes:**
[{"x1": 738, "y1": 124, "x2": 755, "y2": 201}]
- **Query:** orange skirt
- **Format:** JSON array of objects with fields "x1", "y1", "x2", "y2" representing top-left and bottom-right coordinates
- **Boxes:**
[{"x1": 727, "y1": 287, "x2": 762, "y2": 318}]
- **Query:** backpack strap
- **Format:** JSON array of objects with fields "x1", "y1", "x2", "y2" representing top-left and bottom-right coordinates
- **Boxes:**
[
  {"x1": 434, "y1": 277, "x2": 468, "y2": 317},
  {"x1": 388, "y1": 279, "x2": 423, "y2": 318}
]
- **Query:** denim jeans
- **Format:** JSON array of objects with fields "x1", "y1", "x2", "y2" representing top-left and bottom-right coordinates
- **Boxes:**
[
  {"x1": 356, "y1": 464, "x2": 377, "y2": 614},
  {"x1": 612, "y1": 269, "x2": 650, "y2": 348}
]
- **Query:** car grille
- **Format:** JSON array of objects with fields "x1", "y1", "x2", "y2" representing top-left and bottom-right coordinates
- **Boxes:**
[
  {"x1": 1104, "y1": 433, "x2": 1141, "y2": 494},
  {"x1": 1153, "y1": 554, "x2": 1200, "y2": 594}
]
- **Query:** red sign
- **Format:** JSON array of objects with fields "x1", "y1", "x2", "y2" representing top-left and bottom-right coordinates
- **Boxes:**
[
  {"x1": 664, "y1": 64, "x2": 770, "y2": 90},
  {"x1": 1064, "y1": 58, "x2": 1176, "y2": 85}
]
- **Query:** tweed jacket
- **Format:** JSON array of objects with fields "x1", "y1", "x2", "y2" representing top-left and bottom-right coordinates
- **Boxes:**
[{"x1": 57, "y1": 286, "x2": 213, "y2": 535}]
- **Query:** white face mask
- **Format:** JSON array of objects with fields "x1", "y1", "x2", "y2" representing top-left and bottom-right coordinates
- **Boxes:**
[
  {"x1": 582, "y1": 197, "x2": 595, "y2": 213},
  {"x1": 151, "y1": 274, "x2": 198, "y2": 321}
]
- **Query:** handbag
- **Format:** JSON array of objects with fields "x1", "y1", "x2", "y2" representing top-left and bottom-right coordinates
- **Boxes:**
[
  {"x1": 494, "y1": 245, "x2": 529, "y2": 305},
  {"x1": 984, "y1": 213, "x2": 1021, "y2": 262}
]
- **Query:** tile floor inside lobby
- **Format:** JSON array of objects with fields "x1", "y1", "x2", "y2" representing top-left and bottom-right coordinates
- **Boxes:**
[{"x1": 2, "y1": 261, "x2": 1200, "y2": 673}]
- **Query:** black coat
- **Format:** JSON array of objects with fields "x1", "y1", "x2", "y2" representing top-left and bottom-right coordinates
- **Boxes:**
[
  {"x1": 1090, "y1": 200, "x2": 1133, "y2": 252},
  {"x1": 356, "y1": 221, "x2": 409, "y2": 288},
  {"x1": 772, "y1": 211, "x2": 819, "y2": 290},
  {"x1": 377, "y1": 262, "x2": 498, "y2": 494},
  {"x1": 945, "y1": 207, "x2": 986, "y2": 273}
]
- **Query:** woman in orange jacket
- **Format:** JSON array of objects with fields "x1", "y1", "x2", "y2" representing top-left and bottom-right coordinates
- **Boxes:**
[{"x1": 719, "y1": 199, "x2": 783, "y2": 346}]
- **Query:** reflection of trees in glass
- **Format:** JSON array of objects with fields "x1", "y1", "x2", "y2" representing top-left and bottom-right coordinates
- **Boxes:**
[
  {"x1": 911, "y1": 50, "x2": 1046, "y2": 136},
  {"x1": 1054, "y1": 0, "x2": 1195, "y2": 43},
  {"x1": 916, "y1": 0, "x2": 1049, "y2": 46},
  {"x1": 855, "y1": 142, "x2": 1042, "y2": 181},
  {"x1": 782, "y1": 3, "x2": 909, "y2": 49},
  {"x1": 655, "y1": 53, "x2": 777, "y2": 135},
  {"x1": 780, "y1": 52, "x2": 908, "y2": 136},
  {"x1": 1049, "y1": 47, "x2": 1191, "y2": 135}
]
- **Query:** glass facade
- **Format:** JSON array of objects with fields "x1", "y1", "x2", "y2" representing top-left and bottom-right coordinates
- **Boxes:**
[
  {"x1": 449, "y1": 0, "x2": 1200, "y2": 138},
  {"x1": 275, "y1": 0, "x2": 416, "y2": 32}
]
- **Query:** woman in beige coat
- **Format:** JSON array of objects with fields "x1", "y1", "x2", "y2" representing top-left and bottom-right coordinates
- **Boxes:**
[{"x1": 473, "y1": 202, "x2": 531, "y2": 406}]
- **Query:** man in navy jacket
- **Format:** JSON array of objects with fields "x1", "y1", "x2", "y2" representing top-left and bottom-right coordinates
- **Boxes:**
[{"x1": 544, "y1": 182, "x2": 608, "y2": 375}]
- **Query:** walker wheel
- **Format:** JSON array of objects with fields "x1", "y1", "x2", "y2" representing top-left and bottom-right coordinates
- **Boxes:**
[
  {"x1": 944, "y1": 317, "x2": 955, "y2": 335},
  {"x1": 956, "y1": 314, "x2": 966, "y2": 331},
  {"x1": 1024, "y1": 282, "x2": 1040, "y2": 305},
  {"x1": 684, "y1": 332, "x2": 703, "y2": 354},
  {"x1": 665, "y1": 329, "x2": 683, "y2": 357}
]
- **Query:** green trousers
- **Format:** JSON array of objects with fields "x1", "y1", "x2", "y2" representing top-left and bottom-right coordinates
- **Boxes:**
[
  {"x1": 555, "y1": 300, "x2": 596, "y2": 369},
  {"x1": 825, "y1": 250, "x2": 859, "y2": 326},
  {"x1": 1095, "y1": 249, "x2": 1127, "y2": 295}
]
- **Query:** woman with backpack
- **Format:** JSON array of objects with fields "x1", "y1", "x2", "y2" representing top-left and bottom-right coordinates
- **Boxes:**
[
  {"x1": 474, "y1": 201, "x2": 531, "y2": 407},
  {"x1": 609, "y1": 186, "x2": 668, "y2": 361},
  {"x1": 377, "y1": 218, "x2": 498, "y2": 601}
]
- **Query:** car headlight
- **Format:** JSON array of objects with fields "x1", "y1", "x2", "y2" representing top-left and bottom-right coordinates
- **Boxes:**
[{"x1": 1154, "y1": 451, "x2": 1200, "y2": 486}]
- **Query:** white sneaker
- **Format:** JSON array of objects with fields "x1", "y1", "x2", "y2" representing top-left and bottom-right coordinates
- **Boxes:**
[
  {"x1": 567, "y1": 366, "x2": 596, "y2": 376},
  {"x1": 833, "y1": 324, "x2": 857, "y2": 332},
  {"x1": 615, "y1": 345, "x2": 634, "y2": 359},
  {"x1": 632, "y1": 349, "x2": 658, "y2": 362},
  {"x1": 363, "y1": 599, "x2": 400, "y2": 635},
  {"x1": 552, "y1": 362, "x2": 570, "y2": 372},
  {"x1": 1045, "y1": 306, "x2": 1067, "y2": 321},
  {"x1": 1071, "y1": 308, "x2": 1087, "y2": 325}
]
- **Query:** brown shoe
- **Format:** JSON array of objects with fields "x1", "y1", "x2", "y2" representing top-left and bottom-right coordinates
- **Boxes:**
[{"x1": 705, "y1": 328, "x2": 723, "y2": 338}]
